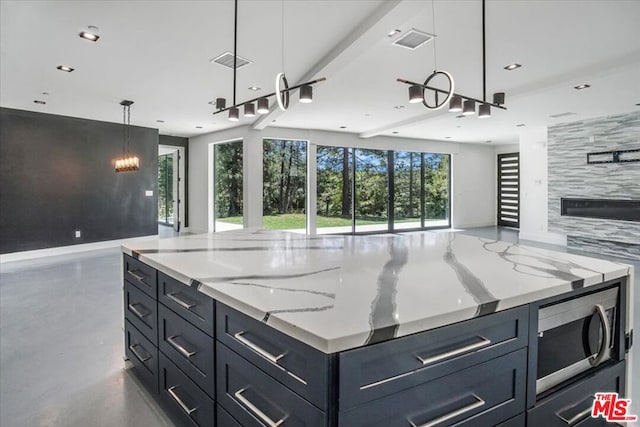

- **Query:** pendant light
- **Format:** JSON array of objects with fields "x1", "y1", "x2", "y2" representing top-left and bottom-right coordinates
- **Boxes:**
[
  {"x1": 448, "y1": 95, "x2": 463, "y2": 112},
  {"x1": 397, "y1": 0, "x2": 507, "y2": 118},
  {"x1": 462, "y1": 100, "x2": 476, "y2": 116},
  {"x1": 114, "y1": 100, "x2": 139, "y2": 173},
  {"x1": 212, "y1": 0, "x2": 325, "y2": 120}
]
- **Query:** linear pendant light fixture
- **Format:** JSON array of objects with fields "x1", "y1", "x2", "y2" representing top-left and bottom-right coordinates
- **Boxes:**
[
  {"x1": 212, "y1": 0, "x2": 326, "y2": 121},
  {"x1": 397, "y1": 0, "x2": 506, "y2": 117},
  {"x1": 114, "y1": 100, "x2": 139, "y2": 173}
]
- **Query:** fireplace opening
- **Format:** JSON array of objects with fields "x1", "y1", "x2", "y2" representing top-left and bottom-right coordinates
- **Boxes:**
[{"x1": 561, "y1": 198, "x2": 640, "y2": 222}]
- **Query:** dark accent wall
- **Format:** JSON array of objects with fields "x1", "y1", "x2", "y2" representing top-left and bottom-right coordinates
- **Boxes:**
[
  {"x1": 0, "y1": 107, "x2": 158, "y2": 254},
  {"x1": 159, "y1": 135, "x2": 189, "y2": 227}
]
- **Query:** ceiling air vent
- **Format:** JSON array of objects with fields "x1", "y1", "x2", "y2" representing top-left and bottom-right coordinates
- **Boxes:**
[
  {"x1": 210, "y1": 51, "x2": 252, "y2": 69},
  {"x1": 392, "y1": 29, "x2": 435, "y2": 50},
  {"x1": 549, "y1": 112, "x2": 576, "y2": 119}
]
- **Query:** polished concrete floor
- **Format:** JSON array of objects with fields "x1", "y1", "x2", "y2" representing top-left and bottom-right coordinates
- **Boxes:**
[{"x1": 0, "y1": 227, "x2": 638, "y2": 426}]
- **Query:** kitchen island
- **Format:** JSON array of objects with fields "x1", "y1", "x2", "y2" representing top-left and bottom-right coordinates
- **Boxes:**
[{"x1": 121, "y1": 229, "x2": 634, "y2": 426}]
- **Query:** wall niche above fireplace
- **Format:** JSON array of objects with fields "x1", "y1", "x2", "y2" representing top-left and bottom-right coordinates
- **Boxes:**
[{"x1": 561, "y1": 198, "x2": 640, "y2": 222}]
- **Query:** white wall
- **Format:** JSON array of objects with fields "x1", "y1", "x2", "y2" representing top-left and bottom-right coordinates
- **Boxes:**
[
  {"x1": 518, "y1": 127, "x2": 566, "y2": 245},
  {"x1": 188, "y1": 126, "x2": 497, "y2": 233}
]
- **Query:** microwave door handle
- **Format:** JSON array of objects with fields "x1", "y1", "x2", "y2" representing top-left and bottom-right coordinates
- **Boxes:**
[{"x1": 590, "y1": 304, "x2": 611, "y2": 367}]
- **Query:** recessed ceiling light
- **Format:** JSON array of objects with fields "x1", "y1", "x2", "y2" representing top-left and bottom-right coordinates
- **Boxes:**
[
  {"x1": 78, "y1": 28, "x2": 100, "y2": 42},
  {"x1": 394, "y1": 105, "x2": 405, "y2": 109},
  {"x1": 33, "y1": 100, "x2": 46, "y2": 105},
  {"x1": 156, "y1": 120, "x2": 165, "y2": 123},
  {"x1": 57, "y1": 65, "x2": 74, "y2": 72},
  {"x1": 387, "y1": 29, "x2": 401, "y2": 37},
  {"x1": 516, "y1": 123, "x2": 526, "y2": 127},
  {"x1": 248, "y1": 86, "x2": 261, "y2": 91},
  {"x1": 485, "y1": 140, "x2": 492, "y2": 143},
  {"x1": 340, "y1": 126, "x2": 347, "y2": 129},
  {"x1": 573, "y1": 84, "x2": 590, "y2": 90},
  {"x1": 392, "y1": 131, "x2": 399, "y2": 134},
  {"x1": 549, "y1": 112, "x2": 576, "y2": 118},
  {"x1": 456, "y1": 125, "x2": 461, "y2": 128},
  {"x1": 445, "y1": 136, "x2": 451, "y2": 139},
  {"x1": 195, "y1": 126, "x2": 203, "y2": 129},
  {"x1": 364, "y1": 113, "x2": 370, "y2": 117},
  {"x1": 636, "y1": 103, "x2": 640, "y2": 106},
  {"x1": 504, "y1": 63, "x2": 522, "y2": 71},
  {"x1": 41, "y1": 92, "x2": 49, "y2": 95}
]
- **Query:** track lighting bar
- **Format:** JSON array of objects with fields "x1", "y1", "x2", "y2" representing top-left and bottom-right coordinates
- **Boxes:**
[
  {"x1": 396, "y1": 78, "x2": 507, "y2": 111},
  {"x1": 212, "y1": 77, "x2": 326, "y2": 116}
]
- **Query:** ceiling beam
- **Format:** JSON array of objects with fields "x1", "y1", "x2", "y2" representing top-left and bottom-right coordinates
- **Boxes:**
[{"x1": 252, "y1": 0, "x2": 430, "y2": 130}]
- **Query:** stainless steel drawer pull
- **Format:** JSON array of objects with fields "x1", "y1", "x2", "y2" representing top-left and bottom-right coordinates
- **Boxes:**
[
  {"x1": 167, "y1": 292, "x2": 196, "y2": 310},
  {"x1": 167, "y1": 335, "x2": 197, "y2": 358},
  {"x1": 127, "y1": 270, "x2": 146, "y2": 282},
  {"x1": 557, "y1": 406, "x2": 592, "y2": 425},
  {"x1": 235, "y1": 388, "x2": 284, "y2": 427},
  {"x1": 128, "y1": 303, "x2": 149, "y2": 319},
  {"x1": 128, "y1": 344, "x2": 151, "y2": 362},
  {"x1": 416, "y1": 336, "x2": 491, "y2": 366},
  {"x1": 410, "y1": 394, "x2": 485, "y2": 427},
  {"x1": 234, "y1": 331, "x2": 285, "y2": 364},
  {"x1": 167, "y1": 386, "x2": 198, "y2": 415}
]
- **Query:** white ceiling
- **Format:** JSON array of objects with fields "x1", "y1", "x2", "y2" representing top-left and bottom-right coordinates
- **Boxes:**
[{"x1": 1, "y1": 0, "x2": 639, "y2": 145}]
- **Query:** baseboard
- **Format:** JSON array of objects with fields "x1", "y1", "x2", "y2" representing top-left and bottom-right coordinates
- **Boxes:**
[
  {"x1": 454, "y1": 222, "x2": 496, "y2": 229},
  {"x1": 518, "y1": 231, "x2": 567, "y2": 246},
  {"x1": 0, "y1": 234, "x2": 158, "y2": 263}
]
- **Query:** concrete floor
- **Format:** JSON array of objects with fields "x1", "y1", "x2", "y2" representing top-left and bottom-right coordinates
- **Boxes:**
[{"x1": 0, "y1": 227, "x2": 638, "y2": 426}]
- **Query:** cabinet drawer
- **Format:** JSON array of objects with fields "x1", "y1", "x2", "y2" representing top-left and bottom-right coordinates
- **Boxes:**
[
  {"x1": 159, "y1": 353, "x2": 215, "y2": 427},
  {"x1": 159, "y1": 304, "x2": 215, "y2": 398},
  {"x1": 339, "y1": 348, "x2": 527, "y2": 427},
  {"x1": 159, "y1": 271, "x2": 215, "y2": 337},
  {"x1": 217, "y1": 302, "x2": 330, "y2": 410},
  {"x1": 124, "y1": 280, "x2": 157, "y2": 345},
  {"x1": 217, "y1": 405, "x2": 242, "y2": 427},
  {"x1": 496, "y1": 413, "x2": 525, "y2": 427},
  {"x1": 123, "y1": 254, "x2": 157, "y2": 298},
  {"x1": 339, "y1": 305, "x2": 528, "y2": 409},
  {"x1": 124, "y1": 319, "x2": 158, "y2": 393},
  {"x1": 217, "y1": 343, "x2": 326, "y2": 427},
  {"x1": 527, "y1": 361, "x2": 626, "y2": 427}
]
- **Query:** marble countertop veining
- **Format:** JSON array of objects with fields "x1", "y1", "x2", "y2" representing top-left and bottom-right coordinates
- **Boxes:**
[{"x1": 121, "y1": 229, "x2": 633, "y2": 353}]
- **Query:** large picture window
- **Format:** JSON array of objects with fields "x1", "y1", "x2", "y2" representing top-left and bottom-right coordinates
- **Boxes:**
[
  {"x1": 316, "y1": 146, "x2": 450, "y2": 234},
  {"x1": 213, "y1": 140, "x2": 243, "y2": 231},
  {"x1": 263, "y1": 139, "x2": 307, "y2": 231}
]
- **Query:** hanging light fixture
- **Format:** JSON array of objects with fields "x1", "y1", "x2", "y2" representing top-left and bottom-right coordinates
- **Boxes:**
[
  {"x1": 228, "y1": 106, "x2": 239, "y2": 121},
  {"x1": 299, "y1": 85, "x2": 313, "y2": 103},
  {"x1": 212, "y1": 0, "x2": 325, "y2": 120},
  {"x1": 478, "y1": 103, "x2": 491, "y2": 118},
  {"x1": 244, "y1": 103, "x2": 256, "y2": 117},
  {"x1": 397, "y1": 0, "x2": 506, "y2": 119},
  {"x1": 448, "y1": 95, "x2": 463, "y2": 112},
  {"x1": 257, "y1": 97, "x2": 269, "y2": 114},
  {"x1": 408, "y1": 85, "x2": 423, "y2": 104},
  {"x1": 114, "y1": 100, "x2": 139, "y2": 173},
  {"x1": 462, "y1": 100, "x2": 476, "y2": 116}
]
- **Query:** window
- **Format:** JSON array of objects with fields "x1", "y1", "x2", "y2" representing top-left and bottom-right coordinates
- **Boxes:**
[
  {"x1": 262, "y1": 139, "x2": 307, "y2": 231},
  {"x1": 213, "y1": 140, "x2": 243, "y2": 231},
  {"x1": 354, "y1": 149, "x2": 389, "y2": 233},
  {"x1": 315, "y1": 146, "x2": 450, "y2": 234},
  {"x1": 317, "y1": 146, "x2": 353, "y2": 234}
]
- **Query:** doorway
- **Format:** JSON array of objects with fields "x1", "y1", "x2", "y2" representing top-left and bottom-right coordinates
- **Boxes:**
[{"x1": 158, "y1": 145, "x2": 185, "y2": 233}]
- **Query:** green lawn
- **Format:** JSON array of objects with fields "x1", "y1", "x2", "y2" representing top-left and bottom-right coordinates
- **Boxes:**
[{"x1": 216, "y1": 213, "x2": 441, "y2": 230}]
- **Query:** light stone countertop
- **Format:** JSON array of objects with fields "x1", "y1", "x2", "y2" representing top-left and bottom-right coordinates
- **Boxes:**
[{"x1": 122, "y1": 229, "x2": 633, "y2": 353}]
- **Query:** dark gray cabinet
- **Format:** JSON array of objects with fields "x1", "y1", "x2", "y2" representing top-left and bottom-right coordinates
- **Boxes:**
[{"x1": 122, "y1": 254, "x2": 629, "y2": 427}]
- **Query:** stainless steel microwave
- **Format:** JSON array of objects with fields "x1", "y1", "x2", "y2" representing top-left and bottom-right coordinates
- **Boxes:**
[{"x1": 536, "y1": 286, "x2": 618, "y2": 394}]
